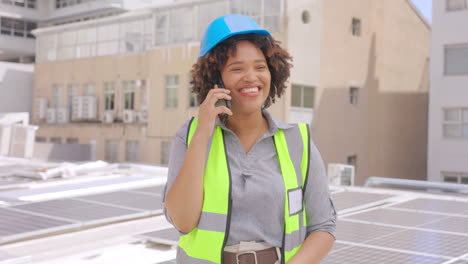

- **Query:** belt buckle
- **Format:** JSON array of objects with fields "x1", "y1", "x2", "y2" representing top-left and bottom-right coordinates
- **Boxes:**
[{"x1": 236, "y1": 250, "x2": 258, "y2": 264}]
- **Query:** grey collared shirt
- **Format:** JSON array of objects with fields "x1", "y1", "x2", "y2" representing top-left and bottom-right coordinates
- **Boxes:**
[{"x1": 163, "y1": 110, "x2": 336, "y2": 247}]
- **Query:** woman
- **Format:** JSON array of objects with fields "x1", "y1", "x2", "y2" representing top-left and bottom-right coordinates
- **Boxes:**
[{"x1": 164, "y1": 14, "x2": 336, "y2": 264}]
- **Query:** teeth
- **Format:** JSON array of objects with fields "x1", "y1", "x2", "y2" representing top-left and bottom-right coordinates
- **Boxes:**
[{"x1": 241, "y1": 87, "x2": 258, "y2": 93}]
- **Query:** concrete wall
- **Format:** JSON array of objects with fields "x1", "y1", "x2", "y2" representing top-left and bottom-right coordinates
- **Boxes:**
[
  {"x1": 315, "y1": 0, "x2": 429, "y2": 185},
  {"x1": 0, "y1": 62, "x2": 34, "y2": 114},
  {"x1": 428, "y1": 0, "x2": 468, "y2": 182}
]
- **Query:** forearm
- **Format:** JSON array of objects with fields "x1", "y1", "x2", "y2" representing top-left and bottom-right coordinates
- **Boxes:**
[
  {"x1": 286, "y1": 231, "x2": 335, "y2": 264},
  {"x1": 165, "y1": 131, "x2": 210, "y2": 233}
]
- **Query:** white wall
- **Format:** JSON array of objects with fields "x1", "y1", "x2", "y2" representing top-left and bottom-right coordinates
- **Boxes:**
[
  {"x1": 428, "y1": 0, "x2": 468, "y2": 181},
  {"x1": 0, "y1": 62, "x2": 34, "y2": 114}
]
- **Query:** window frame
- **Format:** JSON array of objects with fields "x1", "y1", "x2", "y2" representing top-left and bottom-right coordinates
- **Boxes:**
[
  {"x1": 442, "y1": 108, "x2": 468, "y2": 138},
  {"x1": 165, "y1": 75, "x2": 179, "y2": 108}
]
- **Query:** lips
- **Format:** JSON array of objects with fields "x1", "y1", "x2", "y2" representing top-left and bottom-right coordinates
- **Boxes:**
[{"x1": 239, "y1": 86, "x2": 260, "y2": 97}]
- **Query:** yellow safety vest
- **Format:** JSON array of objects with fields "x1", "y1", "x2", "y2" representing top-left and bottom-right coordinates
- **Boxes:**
[{"x1": 177, "y1": 117, "x2": 310, "y2": 264}]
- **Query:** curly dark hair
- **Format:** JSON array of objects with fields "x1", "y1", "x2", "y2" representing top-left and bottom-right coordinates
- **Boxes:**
[{"x1": 190, "y1": 33, "x2": 292, "y2": 108}]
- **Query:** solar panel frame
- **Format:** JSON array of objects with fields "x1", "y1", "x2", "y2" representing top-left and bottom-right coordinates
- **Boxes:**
[
  {"x1": 335, "y1": 220, "x2": 404, "y2": 243},
  {"x1": 331, "y1": 191, "x2": 395, "y2": 212},
  {"x1": 127, "y1": 185, "x2": 165, "y2": 196},
  {"x1": 0, "y1": 207, "x2": 79, "y2": 244},
  {"x1": 324, "y1": 244, "x2": 448, "y2": 264},
  {"x1": 343, "y1": 208, "x2": 447, "y2": 227},
  {"x1": 11, "y1": 199, "x2": 150, "y2": 227},
  {"x1": 138, "y1": 228, "x2": 180, "y2": 246},
  {"x1": 390, "y1": 198, "x2": 468, "y2": 215},
  {"x1": 73, "y1": 191, "x2": 163, "y2": 213}
]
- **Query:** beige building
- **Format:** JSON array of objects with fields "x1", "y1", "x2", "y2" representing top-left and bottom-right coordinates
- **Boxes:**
[{"x1": 32, "y1": 0, "x2": 429, "y2": 185}]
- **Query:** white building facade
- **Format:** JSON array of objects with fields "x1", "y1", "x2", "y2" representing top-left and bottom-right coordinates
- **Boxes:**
[{"x1": 428, "y1": 0, "x2": 468, "y2": 183}]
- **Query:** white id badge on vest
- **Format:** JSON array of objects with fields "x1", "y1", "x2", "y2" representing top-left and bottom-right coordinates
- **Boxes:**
[{"x1": 288, "y1": 188, "x2": 303, "y2": 216}]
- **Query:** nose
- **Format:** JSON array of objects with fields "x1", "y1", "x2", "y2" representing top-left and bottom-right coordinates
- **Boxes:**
[{"x1": 242, "y1": 67, "x2": 258, "y2": 83}]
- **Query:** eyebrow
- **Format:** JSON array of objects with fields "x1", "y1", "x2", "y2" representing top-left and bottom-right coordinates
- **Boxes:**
[{"x1": 226, "y1": 59, "x2": 267, "y2": 68}]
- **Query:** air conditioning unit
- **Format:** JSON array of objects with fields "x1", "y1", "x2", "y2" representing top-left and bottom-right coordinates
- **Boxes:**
[
  {"x1": 56, "y1": 108, "x2": 69, "y2": 123},
  {"x1": 72, "y1": 96, "x2": 83, "y2": 120},
  {"x1": 138, "y1": 109, "x2": 148, "y2": 123},
  {"x1": 103, "y1": 111, "x2": 114, "y2": 123},
  {"x1": 82, "y1": 96, "x2": 97, "y2": 119},
  {"x1": 0, "y1": 124, "x2": 12, "y2": 156},
  {"x1": 46, "y1": 108, "x2": 57, "y2": 124},
  {"x1": 35, "y1": 98, "x2": 48, "y2": 120},
  {"x1": 327, "y1": 163, "x2": 355, "y2": 186},
  {"x1": 9, "y1": 124, "x2": 38, "y2": 158},
  {"x1": 123, "y1": 110, "x2": 135, "y2": 123}
]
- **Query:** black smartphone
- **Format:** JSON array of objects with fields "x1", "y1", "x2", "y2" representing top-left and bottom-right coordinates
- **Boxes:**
[{"x1": 215, "y1": 72, "x2": 231, "y2": 108}]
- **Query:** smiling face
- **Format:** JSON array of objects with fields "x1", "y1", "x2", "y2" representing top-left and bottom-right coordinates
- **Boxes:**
[{"x1": 220, "y1": 40, "x2": 271, "y2": 115}]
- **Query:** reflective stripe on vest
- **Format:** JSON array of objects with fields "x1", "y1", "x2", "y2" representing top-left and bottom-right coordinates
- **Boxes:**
[{"x1": 178, "y1": 117, "x2": 309, "y2": 264}]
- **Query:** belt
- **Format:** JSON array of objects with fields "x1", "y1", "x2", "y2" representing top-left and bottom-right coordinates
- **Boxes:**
[{"x1": 223, "y1": 247, "x2": 279, "y2": 264}]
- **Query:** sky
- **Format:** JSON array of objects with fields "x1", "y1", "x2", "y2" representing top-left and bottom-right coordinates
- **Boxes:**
[{"x1": 410, "y1": 0, "x2": 432, "y2": 23}]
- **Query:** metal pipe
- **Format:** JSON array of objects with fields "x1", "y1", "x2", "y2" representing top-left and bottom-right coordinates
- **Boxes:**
[{"x1": 364, "y1": 177, "x2": 468, "y2": 193}]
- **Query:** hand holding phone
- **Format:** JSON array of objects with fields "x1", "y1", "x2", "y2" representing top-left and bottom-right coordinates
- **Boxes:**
[{"x1": 215, "y1": 73, "x2": 231, "y2": 109}]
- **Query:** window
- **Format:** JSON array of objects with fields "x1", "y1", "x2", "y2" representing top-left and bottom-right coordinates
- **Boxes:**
[
  {"x1": 66, "y1": 138, "x2": 79, "y2": 144},
  {"x1": 120, "y1": 20, "x2": 142, "y2": 53},
  {"x1": 347, "y1": 155, "x2": 357, "y2": 167},
  {"x1": 445, "y1": 44, "x2": 468, "y2": 75},
  {"x1": 56, "y1": 0, "x2": 94, "y2": 9},
  {"x1": 1, "y1": 0, "x2": 36, "y2": 9},
  {"x1": 35, "y1": 136, "x2": 46, "y2": 142},
  {"x1": 104, "y1": 82, "x2": 115, "y2": 111},
  {"x1": 50, "y1": 137, "x2": 62, "y2": 144},
  {"x1": 291, "y1": 84, "x2": 315, "y2": 109},
  {"x1": 161, "y1": 141, "x2": 172, "y2": 165},
  {"x1": 443, "y1": 108, "x2": 468, "y2": 138},
  {"x1": 165, "y1": 75, "x2": 179, "y2": 108},
  {"x1": 105, "y1": 139, "x2": 119, "y2": 162},
  {"x1": 170, "y1": 6, "x2": 196, "y2": 43},
  {"x1": 0, "y1": 17, "x2": 36, "y2": 39},
  {"x1": 351, "y1": 18, "x2": 361, "y2": 36},
  {"x1": 53, "y1": 84, "x2": 63, "y2": 108},
  {"x1": 447, "y1": 0, "x2": 467, "y2": 11},
  {"x1": 349, "y1": 87, "x2": 359, "y2": 105},
  {"x1": 84, "y1": 83, "x2": 94, "y2": 96},
  {"x1": 123, "y1": 81, "x2": 135, "y2": 110},
  {"x1": 67, "y1": 84, "x2": 78, "y2": 119},
  {"x1": 139, "y1": 79, "x2": 148, "y2": 109},
  {"x1": 125, "y1": 140, "x2": 139, "y2": 162},
  {"x1": 442, "y1": 171, "x2": 468, "y2": 184},
  {"x1": 188, "y1": 75, "x2": 198, "y2": 107}
]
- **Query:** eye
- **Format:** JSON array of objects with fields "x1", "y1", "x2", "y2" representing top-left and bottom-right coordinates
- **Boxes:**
[
  {"x1": 257, "y1": 65, "x2": 267, "y2": 70},
  {"x1": 230, "y1": 68, "x2": 241, "y2": 72}
]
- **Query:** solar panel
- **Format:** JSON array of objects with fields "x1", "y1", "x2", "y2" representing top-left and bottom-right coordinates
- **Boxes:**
[
  {"x1": 11, "y1": 199, "x2": 148, "y2": 226},
  {"x1": 75, "y1": 191, "x2": 163, "y2": 212},
  {"x1": 324, "y1": 244, "x2": 447, "y2": 264},
  {"x1": 369, "y1": 229, "x2": 468, "y2": 257},
  {"x1": 335, "y1": 220, "x2": 403, "y2": 243},
  {"x1": 390, "y1": 198, "x2": 468, "y2": 214},
  {"x1": 331, "y1": 191, "x2": 394, "y2": 212},
  {"x1": 344, "y1": 208, "x2": 446, "y2": 227},
  {"x1": 138, "y1": 228, "x2": 180, "y2": 246},
  {"x1": 0, "y1": 250, "x2": 30, "y2": 264},
  {"x1": 449, "y1": 260, "x2": 468, "y2": 264},
  {"x1": 0, "y1": 207, "x2": 78, "y2": 244},
  {"x1": 421, "y1": 215, "x2": 468, "y2": 233},
  {"x1": 128, "y1": 185, "x2": 165, "y2": 196}
]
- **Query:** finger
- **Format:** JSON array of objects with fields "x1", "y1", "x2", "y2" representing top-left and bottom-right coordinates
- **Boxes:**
[
  {"x1": 207, "y1": 87, "x2": 230, "y2": 96},
  {"x1": 207, "y1": 93, "x2": 232, "y2": 105},
  {"x1": 217, "y1": 106, "x2": 233, "y2": 116}
]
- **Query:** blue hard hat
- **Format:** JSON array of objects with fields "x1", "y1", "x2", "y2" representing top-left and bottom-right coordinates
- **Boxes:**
[{"x1": 199, "y1": 14, "x2": 271, "y2": 57}]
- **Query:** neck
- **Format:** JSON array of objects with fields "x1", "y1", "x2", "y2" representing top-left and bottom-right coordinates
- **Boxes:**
[{"x1": 226, "y1": 110, "x2": 267, "y2": 137}]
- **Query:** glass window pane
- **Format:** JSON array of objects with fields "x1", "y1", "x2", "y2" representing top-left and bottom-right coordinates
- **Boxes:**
[
  {"x1": 463, "y1": 109, "x2": 468, "y2": 123},
  {"x1": 445, "y1": 44, "x2": 468, "y2": 75},
  {"x1": 444, "y1": 176, "x2": 458, "y2": 183},
  {"x1": 291, "y1": 85, "x2": 302, "y2": 107},
  {"x1": 303, "y1": 87, "x2": 315, "y2": 108},
  {"x1": 443, "y1": 124, "x2": 461, "y2": 137},
  {"x1": 463, "y1": 124, "x2": 468, "y2": 138},
  {"x1": 461, "y1": 177, "x2": 468, "y2": 185},
  {"x1": 444, "y1": 109, "x2": 460, "y2": 122}
]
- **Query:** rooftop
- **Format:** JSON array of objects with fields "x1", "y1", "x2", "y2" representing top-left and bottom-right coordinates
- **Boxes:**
[{"x1": 0, "y1": 156, "x2": 467, "y2": 264}]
